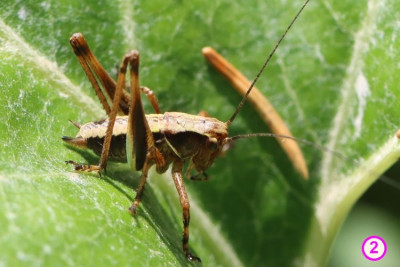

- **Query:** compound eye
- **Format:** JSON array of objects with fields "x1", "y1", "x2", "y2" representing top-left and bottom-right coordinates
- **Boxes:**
[{"x1": 207, "y1": 138, "x2": 219, "y2": 150}]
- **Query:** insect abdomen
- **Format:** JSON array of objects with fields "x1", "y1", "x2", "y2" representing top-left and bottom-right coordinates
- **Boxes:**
[
  {"x1": 63, "y1": 113, "x2": 228, "y2": 162},
  {"x1": 87, "y1": 134, "x2": 127, "y2": 161}
]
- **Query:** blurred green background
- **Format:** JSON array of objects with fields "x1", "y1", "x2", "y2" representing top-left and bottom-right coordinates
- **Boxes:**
[{"x1": 329, "y1": 165, "x2": 400, "y2": 267}]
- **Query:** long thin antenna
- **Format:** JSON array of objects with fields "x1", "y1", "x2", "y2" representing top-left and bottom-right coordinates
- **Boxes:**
[
  {"x1": 228, "y1": 133, "x2": 348, "y2": 161},
  {"x1": 227, "y1": 0, "x2": 310, "y2": 126},
  {"x1": 228, "y1": 133, "x2": 400, "y2": 192}
]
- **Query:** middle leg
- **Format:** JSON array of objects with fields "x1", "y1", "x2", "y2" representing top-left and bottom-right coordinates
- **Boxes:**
[{"x1": 141, "y1": 86, "x2": 162, "y2": 114}]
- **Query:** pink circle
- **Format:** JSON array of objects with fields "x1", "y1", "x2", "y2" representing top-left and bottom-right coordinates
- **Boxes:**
[{"x1": 361, "y1": 235, "x2": 387, "y2": 261}]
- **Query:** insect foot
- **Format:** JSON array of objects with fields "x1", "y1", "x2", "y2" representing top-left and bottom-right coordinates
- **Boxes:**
[
  {"x1": 186, "y1": 252, "x2": 201, "y2": 262},
  {"x1": 190, "y1": 172, "x2": 209, "y2": 181},
  {"x1": 65, "y1": 160, "x2": 101, "y2": 176},
  {"x1": 128, "y1": 204, "x2": 137, "y2": 215}
]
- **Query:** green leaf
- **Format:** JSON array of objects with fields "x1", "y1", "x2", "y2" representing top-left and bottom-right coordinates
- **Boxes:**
[{"x1": 1, "y1": 0, "x2": 399, "y2": 266}]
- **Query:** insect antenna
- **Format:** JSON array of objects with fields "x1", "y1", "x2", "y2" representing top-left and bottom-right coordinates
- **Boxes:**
[
  {"x1": 227, "y1": 133, "x2": 348, "y2": 161},
  {"x1": 226, "y1": 0, "x2": 310, "y2": 126},
  {"x1": 379, "y1": 175, "x2": 400, "y2": 191},
  {"x1": 229, "y1": 133, "x2": 400, "y2": 192}
]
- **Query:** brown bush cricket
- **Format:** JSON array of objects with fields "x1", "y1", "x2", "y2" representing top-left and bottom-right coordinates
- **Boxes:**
[{"x1": 63, "y1": 0, "x2": 310, "y2": 262}]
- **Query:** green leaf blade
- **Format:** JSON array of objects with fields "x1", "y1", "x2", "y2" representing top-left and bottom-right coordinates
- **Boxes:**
[{"x1": 1, "y1": 0, "x2": 399, "y2": 266}]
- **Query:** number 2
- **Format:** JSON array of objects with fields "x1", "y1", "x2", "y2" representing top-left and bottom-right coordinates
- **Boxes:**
[{"x1": 370, "y1": 241, "x2": 379, "y2": 254}]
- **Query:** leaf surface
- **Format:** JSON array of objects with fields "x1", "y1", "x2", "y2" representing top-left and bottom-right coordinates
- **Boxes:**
[{"x1": 0, "y1": 0, "x2": 399, "y2": 266}]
